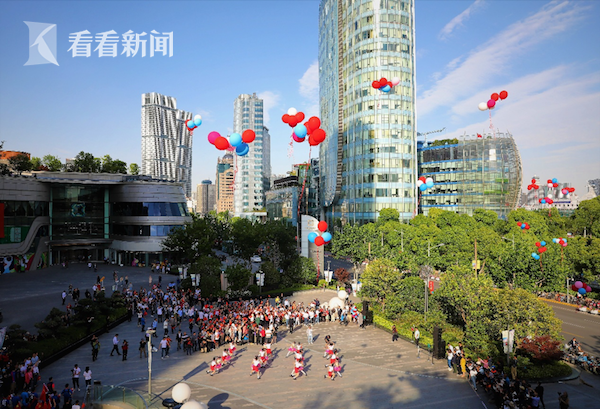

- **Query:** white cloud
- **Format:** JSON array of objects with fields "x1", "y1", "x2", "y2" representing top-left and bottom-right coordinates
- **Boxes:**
[
  {"x1": 439, "y1": 0, "x2": 485, "y2": 41},
  {"x1": 299, "y1": 61, "x2": 319, "y2": 117},
  {"x1": 257, "y1": 91, "x2": 281, "y2": 126},
  {"x1": 420, "y1": 1, "x2": 588, "y2": 117}
]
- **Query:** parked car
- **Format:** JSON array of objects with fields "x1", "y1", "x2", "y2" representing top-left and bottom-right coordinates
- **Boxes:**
[{"x1": 251, "y1": 255, "x2": 262, "y2": 263}]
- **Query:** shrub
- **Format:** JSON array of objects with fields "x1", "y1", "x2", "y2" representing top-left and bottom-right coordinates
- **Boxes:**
[
  {"x1": 520, "y1": 360, "x2": 572, "y2": 379},
  {"x1": 334, "y1": 268, "x2": 350, "y2": 284},
  {"x1": 520, "y1": 335, "x2": 563, "y2": 363}
]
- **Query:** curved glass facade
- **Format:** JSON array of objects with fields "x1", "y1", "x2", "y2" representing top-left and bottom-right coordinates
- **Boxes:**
[
  {"x1": 111, "y1": 224, "x2": 181, "y2": 237},
  {"x1": 112, "y1": 202, "x2": 189, "y2": 217},
  {"x1": 417, "y1": 133, "x2": 522, "y2": 219},
  {"x1": 0, "y1": 200, "x2": 48, "y2": 244},
  {"x1": 319, "y1": 0, "x2": 417, "y2": 224}
]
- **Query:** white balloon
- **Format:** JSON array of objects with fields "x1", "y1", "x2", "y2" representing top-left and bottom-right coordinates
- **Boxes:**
[
  {"x1": 425, "y1": 177, "x2": 434, "y2": 185},
  {"x1": 172, "y1": 383, "x2": 191, "y2": 404},
  {"x1": 194, "y1": 114, "x2": 202, "y2": 122},
  {"x1": 547, "y1": 193, "x2": 553, "y2": 198},
  {"x1": 287, "y1": 107, "x2": 297, "y2": 116},
  {"x1": 338, "y1": 290, "x2": 348, "y2": 299},
  {"x1": 328, "y1": 297, "x2": 344, "y2": 309},
  {"x1": 417, "y1": 180, "x2": 424, "y2": 187},
  {"x1": 391, "y1": 76, "x2": 400, "y2": 86},
  {"x1": 478, "y1": 102, "x2": 488, "y2": 111},
  {"x1": 181, "y1": 401, "x2": 207, "y2": 409}
]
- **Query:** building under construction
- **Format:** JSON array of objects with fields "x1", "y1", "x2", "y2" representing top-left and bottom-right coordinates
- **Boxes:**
[{"x1": 417, "y1": 132, "x2": 522, "y2": 219}]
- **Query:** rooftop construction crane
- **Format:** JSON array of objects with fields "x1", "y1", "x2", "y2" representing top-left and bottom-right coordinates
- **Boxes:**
[{"x1": 416, "y1": 127, "x2": 446, "y2": 144}]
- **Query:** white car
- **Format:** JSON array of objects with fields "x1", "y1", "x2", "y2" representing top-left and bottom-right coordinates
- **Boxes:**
[{"x1": 251, "y1": 255, "x2": 262, "y2": 263}]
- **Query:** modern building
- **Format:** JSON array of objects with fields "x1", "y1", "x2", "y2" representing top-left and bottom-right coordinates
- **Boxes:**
[
  {"x1": 0, "y1": 172, "x2": 191, "y2": 273},
  {"x1": 589, "y1": 179, "x2": 600, "y2": 197},
  {"x1": 141, "y1": 92, "x2": 193, "y2": 197},
  {"x1": 232, "y1": 93, "x2": 271, "y2": 216},
  {"x1": 417, "y1": 132, "x2": 522, "y2": 218},
  {"x1": 196, "y1": 180, "x2": 216, "y2": 215},
  {"x1": 318, "y1": 0, "x2": 417, "y2": 225},
  {"x1": 216, "y1": 154, "x2": 235, "y2": 214},
  {"x1": 520, "y1": 175, "x2": 582, "y2": 216}
]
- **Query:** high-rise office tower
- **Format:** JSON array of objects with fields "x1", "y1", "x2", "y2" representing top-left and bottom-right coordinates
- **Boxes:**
[
  {"x1": 196, "y1": 180, "x2": 216, "y2": 214},
  {"x1": 318, "y1": 0, "x2": 417, "y2": 224},
  {"x1": 232, "y1": 93, "x2": 271, "y2": 216},
  {"x1": 141, "y1": 92, "x2": 193, "y2": 197},
  {"x1": 216, "y1": 154, "x2": 234, "y2": 214}
]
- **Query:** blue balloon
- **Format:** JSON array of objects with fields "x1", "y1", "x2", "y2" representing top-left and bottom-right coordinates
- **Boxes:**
[
  {"x1": 540, "y1": 241, "x2": 546, "y2": 246},
  {"x1": 230, "y1": 133, "x2": 243, "y2": 147},
  {"x1": 322, "y1": 232, "x2": 332, "y2": 242},
  {"x1": 541, "y1": 199, "x2": 546, "y2": 204},
  {"x1": 381, "y1": 85, "x2": 391, "y2": 92},
  {"x1": 187, "y1": 121, "x2": 195, "y2": 129},
  {"x1": 236, "y1": 143, "x2": 249, "y2": 156},
  {"x1": 578, "y1": 288, "x2": 587, "y2": 295},
  {"x1": 308, "y1": 232, "x2": 317, "y2": 243},
  {"x1": 419, "y1": 184, "x2": 427, "y2": 192},
  {"x1": 531, "y1": 253, "x2": 537, "y2": 259},
  {"x1": 521, "y1": 224, "x2": 526, "y2": 229},
  {"x1": 426, "y1": 181, "x2": 434, "y2": 188},
  {"x1": 294, "y1": 124, "x2": 308, "y2": 138},
  {"x1": 194, "y1": 117, "x2": 202, "y2": 126},
  {"x1": 552, "y1": 178, "x2": 558, "y2": 184}
]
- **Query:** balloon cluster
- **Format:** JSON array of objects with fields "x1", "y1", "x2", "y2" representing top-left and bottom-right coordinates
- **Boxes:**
[
  {"x1": 417, "y1": 176, "x2": 434, "y2": 192},
  {"x1": 477, "y1": 133, "x2": 483, "y2": 139},
  {"x1": 572, "y1": 281, "x2": 592, "y2": 295},
  {"x1": 283, "y1": 108, "x2": 327, "y2": 147},
  {"x1": 478, "y1": 90, "x2": 508, "y2": 111},
  {"x1": 552, "y1": 237, "x2": 568, "y2": 247},
  {"x1": 371, "y1": 76, "x2": 400, "y2": 93},
  {"x1": 208, "y1": 129, "x2": 256, "y2": 157},
  {"x1": 531, "y1": 241, "x2": 547, "y2": 260},
  {"x1": 516, "y1": 221, "x2": 530, "y2": 231},
  {"x1": 307, "y1": 221, "x2": 332, "y2": 247},
  {"x1": 527, "y1": 178, "x2": 540, "y2": 191},
  {"x1": 186, "y1": 115, "x2": 203, "y2": 131},
  {"x1": 538, "y1": 197, "x2": 553, "y2": 205},
  {"x1": 547, "y1": 178, "x2": 559, "y2": 188},
  {"x1": 561, "y1": 187, "x2": 575, "y2": 195}
]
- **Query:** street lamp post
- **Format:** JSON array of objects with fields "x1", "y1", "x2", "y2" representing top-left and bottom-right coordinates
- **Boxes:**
[{"x1": 146, "y1": 328, "x2": 155, "y2": 397}]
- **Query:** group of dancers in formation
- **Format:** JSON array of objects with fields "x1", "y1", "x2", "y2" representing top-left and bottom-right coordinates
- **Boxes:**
[{"x1": 206, "y1": 335, "x2": 343, "y2": 380}]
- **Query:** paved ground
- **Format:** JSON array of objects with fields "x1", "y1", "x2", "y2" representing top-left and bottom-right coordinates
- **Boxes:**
[
  {"x1": 2, "y1": 265, "x2": 600, "y2": 408},
  {"x1": 543, "y1": 300, "x2": 600, "y2": 356}
]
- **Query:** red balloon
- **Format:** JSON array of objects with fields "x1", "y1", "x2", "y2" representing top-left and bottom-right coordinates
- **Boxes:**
[
  {"x1": 527, "y1": 186, "x2": 532, "y2": 191},
  {"x1": 308, "y1": 116, "x2": 321, "y2": 130},
  {"x1": 242, "y1": 129, "x2": 256, "y2": 143},
  {"x1": 491, "y1": 93, "x2": 499, "y2": 101},
  {"x1": 547, "y1": 179, "x2": 552, "y2": 183},
  {"x1": 535, "y1": 242, "x2": 541, "y2": 247},
  {"x1": 315, "y1": 236, "x2": 325, "y2": 246},
  {"x1": 539, "y1": 247, "x2": 547, "y2": 253},
  {"x1": 525, "y1": 225, "x2": 530, "y2": 230},
  {"x1": 533, "y1": 185, "x2": 539, "y2": 189},
  {"x1": 214, "y1": 137, "x2": 229, "y2": 150},
  {"x1": 288, "y1": 117, "x2": 299, "y2": 127},
  {"x1": 517, "y1": 222, "x2": 522, "y2": 226},
  {"x1": 282, "y1": 114, "x2": 290, "y2": 124},
  {"x1": 419, "y1": 176, "x2": 426, "y2": 183},
  {"x1": 318, "y1": 221, "x2": 328, "y2": 232},
  {"x1": 585, "y1": 285, "x2": 592, "y2": 293},
  {"x1": 387, "y1": 81, "x2": 393, "y2": 88},
  {"x1": 553, "y1": 183, "x2": 558, "y2": 188},
  {"x1": 308, "y1": 135, "x2": 319, "y2": 146},
  {"x1": 572, "y1": 284, "x2": 578, "y2": 291},
  {"x1": 312, "y1": 128, "x2": 326, "y2": 143},
  {"x1": 531, "y1": 179, "x2": 536, "y2": 184},
  {"x1": 499, "y1": 90, "x2": 508, "y2": 100},
  {"x1": 296, "y1": 112, "x2": 305, "y2": 122},
  {"x1": 292, "y1": 133, "x2": 305, "y2": 143},
  {"x1": 304, "y1": 121, "x2": 314, "y2": 135},
  {"x1": 569, "y1": 187, "x2": 575, "y2": 192},
  {"x1": 547, "y1": 199, "x2": 553, "y2": 204},
  {"x1": 372, "y1": 81, "x2": 380, "y2": 89},
  {"x1": 379, "y1": 77, "x2": 387, "y2": 86}
]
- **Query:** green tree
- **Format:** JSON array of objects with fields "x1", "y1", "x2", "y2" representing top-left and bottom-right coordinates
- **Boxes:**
[
  {"x1": 225, "y1": 264, "x2": 252, "y2": 292},
  {"x1": 189, "y1": 256, "x2": 222, "y2": 297},
  {"x1": 386, "y1": 276, "x2": 426, "y2": 318},
  {"x1": 129, "y1": 163, "x2": 140, "y2": 175},
  {"x1": 0, "y1": 163, "x2": 10, "y2": 175},
  {"x1": 572, "y1": 197, "x2": 600, "y2": 237},
  {"x1": 72, "y1": 151, "x2": 101, "y2": 173},
  {"x1": 288, "y1": 256, "x2": 317, "y2": 285},
  {"x1": 30, "y1": 157, "x2": 42, "y2": 170},
  {"x1": 360, "y1": 258, "x2": 402, "y2": 313},
  {"x1": 101, "y1": 155, "x2": 127, "y2": 174},
  {"x1": 161, "y1": 214, "x2": 216, "y2": 262},
  {"x1": 261, "y1": 260, "x2": 281, "y2": 288},
  {"x1": 378, "y1": 208, "x2": 399, "y2": 224},
  {"x1": 8, "y1": 153, "x2": 32, "y2": 174},
  {"x1": 42, "y1": 154, "x2": 63, "y2": 171},
  {"x1": 230, "y1": 218, "x2": 262, "y2": 263}
]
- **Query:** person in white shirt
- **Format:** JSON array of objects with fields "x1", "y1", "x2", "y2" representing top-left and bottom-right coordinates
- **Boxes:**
[
  {"x1": 110, "y1": 334, "x2": 121, "y2": 356},
  {"x1": 306, "y1": 325, "x2": 313, "y2": 345},
  {"x1": 71, "y1": 364, "x2": 81, "y2": 391},
  {"x1": 83, "y1": 367, "x2": 92, "y2": 388},
  {"x1": 72, "y1": 400, "x2": 81, "y2": 409},
  {"x1": 414, "y1": 328, "x2": 420, "y2": 349}
]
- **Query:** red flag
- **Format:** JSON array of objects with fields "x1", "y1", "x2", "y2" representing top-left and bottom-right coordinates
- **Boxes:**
[{"x1": 40, "y1": 383, "x2": 48, "y2": 402}]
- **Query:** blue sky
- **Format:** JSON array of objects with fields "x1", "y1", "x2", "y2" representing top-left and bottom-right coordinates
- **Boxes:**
[{"x1": 1, "y1": 0, "x2": 599, "y2": 196}]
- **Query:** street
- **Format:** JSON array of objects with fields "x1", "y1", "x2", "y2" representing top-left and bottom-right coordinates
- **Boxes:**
[{"x1": 544, "y1": 300, "x2": 600, "y2": 356}]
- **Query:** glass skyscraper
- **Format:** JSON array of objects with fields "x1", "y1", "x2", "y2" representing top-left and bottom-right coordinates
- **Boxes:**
[
  {"x1": 141, "y1": 92, "x2": 193, "y2": 197},
  {"x1": 233, "y1": 93, "x2": 271, "y2": 216},
  {"x1": 319, "y1": 0, "x2": 417, "y2": 224}
]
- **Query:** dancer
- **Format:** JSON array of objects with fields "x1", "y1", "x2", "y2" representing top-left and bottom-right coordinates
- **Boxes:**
[
  {"x1": 228, "y1": 341, "x2": 236, "y2": 357},
  {"x1": 259, "y1": 348, "x2": 270, "y2": 367},
  {"x1": 250, "y1": 356, "x2": 262, "y2": 379},
  {"x1": 333, "y1": 359, "x2": 343, "y2": 378},
  {"x1": 286, "y1": 341, "x2": 296, "y2": 358},
  {"x1": 264, "y1": 341, "x2": 272, "y2": 358},
  {"x1": 329, "y1": 349, "x2": 339, "y2": 367},
  {"x1": 324, "y1": 342, "x2": 335, "y2": 359},
  {"x1": 206, "y1": 357, "x2": 219, "y2": 376},
  {"x1": 324, "y1": 363, "x2": 335, "y2": 380},
  {"x1": 221, "y1": 349, "x2": 230, "y2": 367},
  {"x1": 292, "y1": 358, "x2": 307, "y2": 380}
]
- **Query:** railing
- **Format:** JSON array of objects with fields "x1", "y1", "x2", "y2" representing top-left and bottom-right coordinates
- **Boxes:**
[{"x1": 93, "y1": 384, "x2": 148, "y2": 409}]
